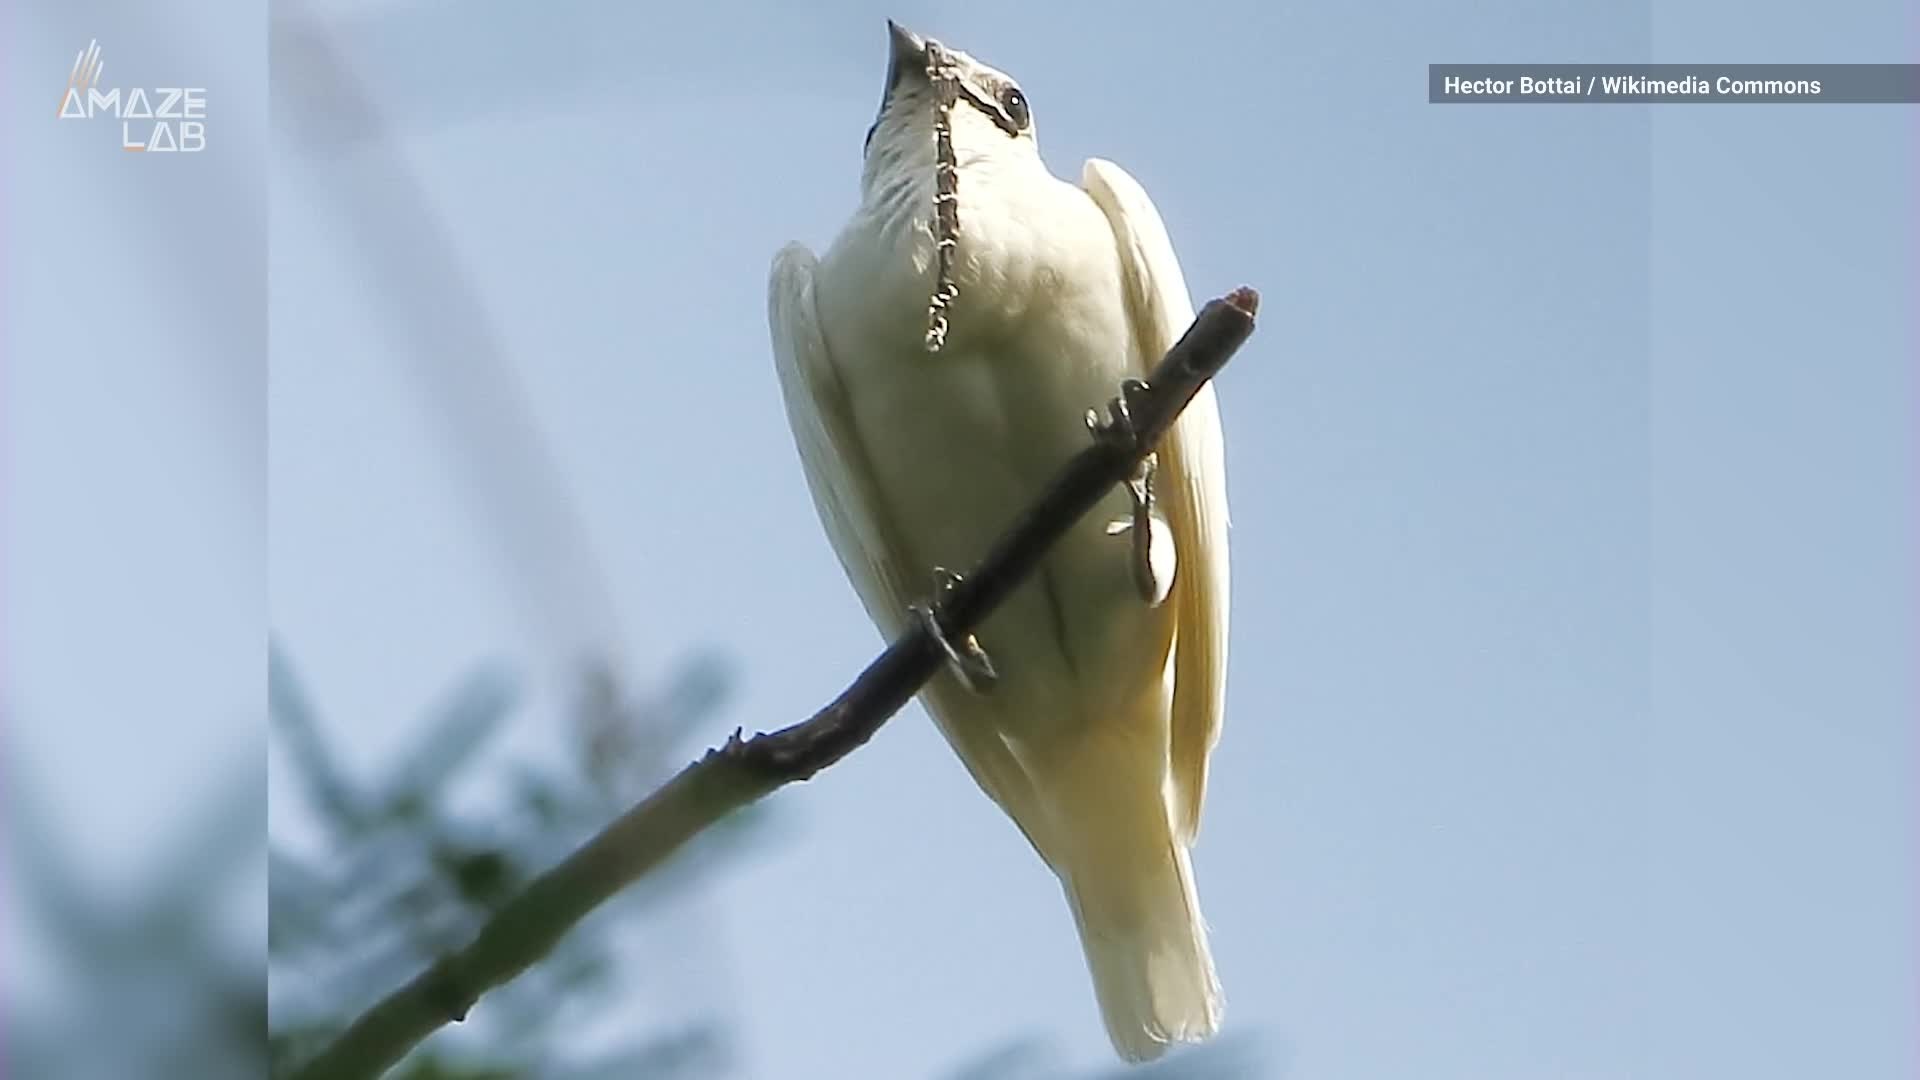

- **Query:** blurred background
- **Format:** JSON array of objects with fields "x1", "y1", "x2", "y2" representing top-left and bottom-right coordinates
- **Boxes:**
[{"x1": 4, "y1": 0, "x2": 1916, "y2": 1077}]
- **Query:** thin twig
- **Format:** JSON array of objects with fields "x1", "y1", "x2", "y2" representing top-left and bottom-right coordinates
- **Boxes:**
[{"x1": 286, "y1": 287, "x2": 1259, "y2": 1080}]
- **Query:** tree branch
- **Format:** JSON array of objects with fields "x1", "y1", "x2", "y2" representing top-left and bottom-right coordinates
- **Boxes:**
[{"x1": 287, "y1": 287, "x2": 1259, "y2": 1080}]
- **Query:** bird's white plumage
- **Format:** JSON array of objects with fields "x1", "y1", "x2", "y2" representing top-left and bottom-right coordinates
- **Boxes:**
[
  {"x1": 768, "y1": 243, "x2": 907, "y2": 638},
  {"x1": 768, "y1": 27, "x2": 1231, "y2": 1062},
  {"x1": 1082, "y1": 159, "x2": 1232, "y2": 842},
  {"x1": 770, "y1": 242, "x2": 1048, "y2": 830}
]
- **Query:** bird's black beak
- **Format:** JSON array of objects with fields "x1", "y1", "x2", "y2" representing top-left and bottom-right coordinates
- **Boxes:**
[
  {"x1": 885, "y1": 19, "x2": 928, "y2": 88},
  {"x1": 869, "y1": 20, "x2": 930, "y2": 153}
]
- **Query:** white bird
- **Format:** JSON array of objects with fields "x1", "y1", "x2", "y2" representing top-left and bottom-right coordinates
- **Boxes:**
[{"x1": 768, "y1": 21, "x2": 1231, "y2": 1062}]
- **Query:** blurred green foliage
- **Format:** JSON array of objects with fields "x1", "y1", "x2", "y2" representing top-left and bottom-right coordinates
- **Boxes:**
[{"x1": 269, "y1": 641, "x2": 744, "y2": 1079}]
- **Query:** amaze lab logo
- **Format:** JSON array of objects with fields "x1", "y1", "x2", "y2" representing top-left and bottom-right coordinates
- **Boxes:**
[{"x1": 56, "y1": 40, "x2": 207, "y2": 153}]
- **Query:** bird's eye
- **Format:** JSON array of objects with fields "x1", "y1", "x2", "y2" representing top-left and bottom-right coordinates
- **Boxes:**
[{"x1": 999, "y1": 86, "x2": 1031, "y2": 131}]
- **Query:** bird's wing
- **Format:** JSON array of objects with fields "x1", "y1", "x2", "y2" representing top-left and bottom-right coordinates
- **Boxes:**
[
  {"x1": 768, "y1": 242, "x2": 1043, "y2": 831},
  {"x1": 768, "y1": 243, "x2": 915, "y2": 640},
  {"x1": 1082, "y1": 159, "x2": 1231, "y2": 843}
]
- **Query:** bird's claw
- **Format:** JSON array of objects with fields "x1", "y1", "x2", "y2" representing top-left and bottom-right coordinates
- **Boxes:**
[
  {"x1": 1085, "y1": 378, "x2": 1153, "y2": 450},
  {"x1": 1087, "y1": 379, "x2": 1170, "y2": 606},
  {"x1": 912, "y1": 567, "x2": 998, "y2": 694},
  {"x1": 1124, "y1": 453, "x2": 1167, "y2": 607},
  {"x1": 1126, "y1": 452, "x2": 1157, "y2": 516}
]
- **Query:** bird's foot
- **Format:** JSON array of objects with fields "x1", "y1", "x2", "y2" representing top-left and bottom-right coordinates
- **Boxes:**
[
  {"x1": 1126, "y1": 453, "x2": 1171, "y2": 607},
  {"x1": 1089, "y1": 379, "x2": 1173, "y2": 606},
  {"x1": 911, "y1": 567, "x2": 998, "y2": 694},
  {"x1": 1084, "y1": 377, "x2": 1153, "y2": 451},
  {"x1": 1105, "y1": 453, "x2": 1175, "y2": 607}
]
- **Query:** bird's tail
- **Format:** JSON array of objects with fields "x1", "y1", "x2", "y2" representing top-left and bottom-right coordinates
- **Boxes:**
[{"x1": 1043, "y1": 736, "x2": 1223, "y2": 1063}]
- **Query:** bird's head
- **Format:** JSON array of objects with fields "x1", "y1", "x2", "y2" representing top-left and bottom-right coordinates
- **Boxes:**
[{"x1": 863, "y1": 21, "x2": 1040, "y2": 179}]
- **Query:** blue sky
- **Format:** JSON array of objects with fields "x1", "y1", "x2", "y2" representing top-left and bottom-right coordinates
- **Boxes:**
[{"x1": 5, "y1": 1, "x2": 1915, "y2": 1077}]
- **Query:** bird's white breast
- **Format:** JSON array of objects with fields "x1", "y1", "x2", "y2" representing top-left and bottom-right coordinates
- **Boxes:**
[{"x1": 810, "y1": 164, "x2": 1175, "y2": 734}]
